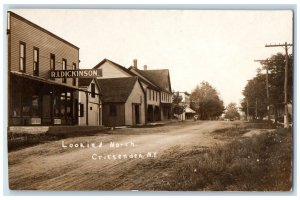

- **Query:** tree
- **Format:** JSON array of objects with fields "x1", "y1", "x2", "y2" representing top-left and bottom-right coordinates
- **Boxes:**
[
  {"x1": 190, "y1": 81, "x2": 224, "y2": 120},
  {"x1": 224, "y1": 103, "x2": 240, "y2": 120},
  {"x1": 172, "y1": 92, "x2": 186, "y2": 118},
  {"x1": 241, "y1": 74, "x2": 268, "y2": 119}
]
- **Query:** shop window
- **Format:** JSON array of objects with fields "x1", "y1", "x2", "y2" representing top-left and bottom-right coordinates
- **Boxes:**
[
  {"x1": 62, "y1": 59, "x2": 67, "y2": 83},
  {"x1": 109, "y1": 105, "x2": 117, "y2": 117},
  {"x1": 50, "y1": 54, "x2": 55, "y2": 80},
  {"x1": 31, "y1": 95, "x2": 39, "y2": 117},
  {"x1": 11, "y1": 93, "x2": 22, "y2": 117},
  {"x1": 91, "y1": 83, "x2": 95, "y2": 98},
  {"x1": 19, "y1": 42, "x2": 26, "y2": 72},
  {"x1": 33, "y1": 47, "x2": 39, "y2": 76}
]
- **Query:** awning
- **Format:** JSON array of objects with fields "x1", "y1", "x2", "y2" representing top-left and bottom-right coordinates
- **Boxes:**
[
  {"x1": 185, "y1": 107, "x2": 196, "y2": 113},
  {"x1": 10, "y1": 71, "x2": 78, "y2": 90},
  {"x1": 10, "y1": 71, "x2": 102, "y2": 96}
]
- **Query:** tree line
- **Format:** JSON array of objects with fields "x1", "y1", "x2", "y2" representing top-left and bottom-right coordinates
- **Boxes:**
[{"x1": 240, "y1": 53, "x2": 293, "y2": 122}]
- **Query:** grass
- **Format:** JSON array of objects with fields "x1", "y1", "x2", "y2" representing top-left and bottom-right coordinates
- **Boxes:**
[{"x1": 149, "y1": 127, "x2": 292, "y2": 191}]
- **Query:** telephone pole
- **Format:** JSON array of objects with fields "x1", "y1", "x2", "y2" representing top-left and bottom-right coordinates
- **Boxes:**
[
  {"x1": 265, "y1": 42, "x2": 292, "y2": 128},
  {"x1": 254, "y1": 59, "x2": 271, "y2": 122}
]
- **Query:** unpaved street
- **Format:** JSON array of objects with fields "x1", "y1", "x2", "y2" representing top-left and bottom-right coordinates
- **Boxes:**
[{"x1": 9, "y1": 121, "x2": 242, "y2": 190}]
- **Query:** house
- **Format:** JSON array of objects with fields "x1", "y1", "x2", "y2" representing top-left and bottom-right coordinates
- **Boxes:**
[
  {"x1": 129, "y1": 60, "x2": 173, "y2": 121},
  {"x1": 92, "y1": 58, "x2": 161, "y2": 123},
  {"x1": 7, "y1": 11, "x2": 80, "y2": 126},
  {"x1": 78, "y1": 78, "x2": 102, "y2": 126},
  {"x1": 96, "y1": 77, "x2": 145, "y2": 127}
]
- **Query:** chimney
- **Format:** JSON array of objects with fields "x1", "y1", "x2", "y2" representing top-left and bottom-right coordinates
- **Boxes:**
[
  {"x1": 133, "y1": 59, "x2": 138, "y2": 69},
  {"x1": 143, "y1": 65, "x2": 147, "y2": 70}
]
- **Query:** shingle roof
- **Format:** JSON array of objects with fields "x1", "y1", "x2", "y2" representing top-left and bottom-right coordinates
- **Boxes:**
[
  {"x1": 78, "y1": 78, "x2": 93, "y2": 87},
  {"x1": 134, "y1": 69, "x2": 172, "y2": 93},
  {"x1": 96, "y1": 77, "x2": 139, "y2": 103}
]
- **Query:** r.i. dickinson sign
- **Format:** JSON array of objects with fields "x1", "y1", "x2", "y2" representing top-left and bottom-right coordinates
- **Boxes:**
[{"x1": 49, "y1": 69, "x2": 102, "y2": 78}]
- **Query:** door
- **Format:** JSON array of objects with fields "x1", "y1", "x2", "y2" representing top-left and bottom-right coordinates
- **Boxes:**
[{"x1": 135, "y1": 104, "x2": 140, "y2": 124}]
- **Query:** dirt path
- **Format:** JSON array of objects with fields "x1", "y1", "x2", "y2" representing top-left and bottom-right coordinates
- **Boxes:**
[{"x1": 8, "y1": 121, "x2": 241, "y2": 190}]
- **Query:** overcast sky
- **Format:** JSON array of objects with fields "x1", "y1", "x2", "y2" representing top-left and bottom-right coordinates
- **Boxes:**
[{"x1": 10, "y1": 9, "x2": 293, "y2": 106}]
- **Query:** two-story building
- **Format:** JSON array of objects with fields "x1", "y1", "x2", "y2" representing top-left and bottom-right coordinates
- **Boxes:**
[
  {"x1": 7, "y1": 11, "x2": 80, "y2": 126},
  {"x1": 129, "y1": 60, "x2": 173, "y2": 121}
]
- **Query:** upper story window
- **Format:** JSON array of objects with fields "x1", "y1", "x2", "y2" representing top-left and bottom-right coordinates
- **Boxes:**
[
  {"x1": 62, "y1": 59, "x2": 67, "y2": 83},
  {"x1": 72, "y1": 63, "x2": 76, "y2": 86},
  {"x1": 33, "y1": 47, "x2": 39, "y2": 76},
  {"x1": 50, "y1": 54, "x2": 55, "y2": 80},
  {"x1": 19, "y1": 42, "x2": 26, "y2": 72},
  {"x1": 91, "y1": 83, "x2": 95, "y2": 98},
  {"x1": 148, "y1": 89, "x2": 151, "y2": 100}
]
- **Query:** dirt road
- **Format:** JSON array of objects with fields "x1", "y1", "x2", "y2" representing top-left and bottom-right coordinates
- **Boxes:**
[{"x1": 8, "y1": 121, "x2": 241, "y2": 190}]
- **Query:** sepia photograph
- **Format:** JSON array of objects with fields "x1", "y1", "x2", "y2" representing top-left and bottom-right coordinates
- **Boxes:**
[{"x1": 6, "y1": 8, "x2": 293, "y2": 191}]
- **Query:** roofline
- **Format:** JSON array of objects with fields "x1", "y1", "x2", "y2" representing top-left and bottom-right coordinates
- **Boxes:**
[
  {"x1": 8, "y1": 11, "x2": 79, "y2": 50},
  {"x1": 93, "y1": 58, "x2": 137, "y2": 76},
  {"x1": 130, "y1": 67, "x2": 172, "y2": 93},
  {"x1": 128, "y1": 67, "x2": 161, "y2": 91}
]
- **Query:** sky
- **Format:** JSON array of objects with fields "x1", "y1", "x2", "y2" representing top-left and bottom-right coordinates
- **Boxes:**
[{"x1": 10, "y1": 9, "x2": 293, "y2": 106}]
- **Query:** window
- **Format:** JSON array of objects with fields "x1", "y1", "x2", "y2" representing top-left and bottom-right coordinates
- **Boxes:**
[
  {"x1": 156, "y1": 92, "x2": 158, "y2": 102},
  {"x1": 79, "y1": 103, "x2": 84, "y2": 117},
  {"x1": 19, "y1": 42, "x2": 26, "y2": 72},
  {"x1": 33, "y1": 47, "x2": 39, "y2": 76},
  {"x1": 50, "y1": 54, "x2": 55, "y2": 80},
  {"x1": 109, "y1": 105, "x2": 117, "y2": 117},
  {"x1": 62, "y1": 59, "x2": 67, "y2": 83},
  {"x1": 148, "y1": 89, "x2": 151, "y2": 100},
  {"x1": 72, "y1": 63, "x2": 76, "y2": 86},
  {"x1": 91, "y1": 83, "x2": 95, "y2": 98}
]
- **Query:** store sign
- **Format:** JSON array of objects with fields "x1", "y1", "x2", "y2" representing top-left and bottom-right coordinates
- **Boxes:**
[{"x1": 49, "y1": 69, "x2": 102, "y2": 78}]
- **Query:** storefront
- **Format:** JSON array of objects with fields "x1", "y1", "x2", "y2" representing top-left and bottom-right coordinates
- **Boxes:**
[{"x1": 9, "y1": 72, "x2": 78, "y2": 126}]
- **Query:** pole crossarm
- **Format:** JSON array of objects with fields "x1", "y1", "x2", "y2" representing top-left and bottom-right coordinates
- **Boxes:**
[{"x1": 265, "y1": 43, "x2": 293, "y2": 47}]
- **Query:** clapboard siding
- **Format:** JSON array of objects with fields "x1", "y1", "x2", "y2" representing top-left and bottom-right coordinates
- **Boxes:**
[{"x1": 9, "y1": 13, "x2": 79, "y2": 87}]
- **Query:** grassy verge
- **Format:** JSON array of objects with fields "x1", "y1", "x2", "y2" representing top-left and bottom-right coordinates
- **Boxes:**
[{"x1": 148, "y1": 127, "x2": 292, "y2": 191}]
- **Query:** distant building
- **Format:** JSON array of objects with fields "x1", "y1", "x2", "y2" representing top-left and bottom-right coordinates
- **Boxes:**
[
  {"x1": 174, "y1": 92, "x2": 196, "y2": 120},
  {"x1": 8, "y1": 11, "x2": 80, "y2": 126},
  {"x1": 78, "y1": 78, "x2": 102, "y2": 126},
  {"x1": 96, "y1": 77, "x2": 145, "y2": 127}
]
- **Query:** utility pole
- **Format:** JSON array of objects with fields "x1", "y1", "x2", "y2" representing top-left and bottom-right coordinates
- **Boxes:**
[
  {"x1": 246, "y1": 98, "x2": 249, "y2": 121},
  {"x1": 254, "y1": 59, "x2": 271, "y2": 122},
  {"x1": 265, "y1": 42, "x2": 292, "y2": 128}
]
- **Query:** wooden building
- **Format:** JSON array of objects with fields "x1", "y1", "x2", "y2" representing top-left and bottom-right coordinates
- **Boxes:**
[
  {"x1": 129, "y1": 60, "x2": 173, "y2": 121},
  {"x1": 7, "y1": 11, "x2": 79, "y2": 126},
  {"x1": 96, "y1": 77, "x2": 145, "y2": 127}
]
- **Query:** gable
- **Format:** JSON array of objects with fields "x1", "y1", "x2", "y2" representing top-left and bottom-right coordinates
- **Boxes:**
[{"x1": 93, "y1": 59, "x2": 133, "y2": 79}]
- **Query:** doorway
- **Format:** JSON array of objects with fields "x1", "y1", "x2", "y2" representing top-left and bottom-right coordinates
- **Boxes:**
[{"x1": 134, "y1": 104, "x2": 140, "y2": 124}]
